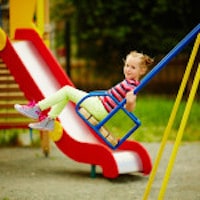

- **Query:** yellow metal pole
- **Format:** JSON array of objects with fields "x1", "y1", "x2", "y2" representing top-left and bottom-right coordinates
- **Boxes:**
[
  {"x1": 36, "y1": 0, "x2": 50, "y2": 46},
  {"x1": 44, "y1": 0, "x2": 50, "y2": 46},
  {"x1": 158, "y1": 63, "x2": 200, "y2": 199},
  {"x1": 142, "y1": 34, "x2": 200, "y2": 200},
  {"x1": 36, "y1": 0, "x2": 45, "y2": 35}
]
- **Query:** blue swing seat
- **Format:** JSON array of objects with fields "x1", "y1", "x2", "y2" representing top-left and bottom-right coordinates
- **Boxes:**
[{"x1": 76, "y1": 91, "x2": 141, "y2": 149}]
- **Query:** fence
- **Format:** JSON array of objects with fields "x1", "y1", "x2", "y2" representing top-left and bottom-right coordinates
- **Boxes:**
[{"x1": 69, "y1": 54, "x2": 198, "y2": 96}]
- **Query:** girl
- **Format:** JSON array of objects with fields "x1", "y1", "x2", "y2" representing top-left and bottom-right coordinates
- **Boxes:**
[{"x1": 15, "y1": 51, "x2": 154, "y2": 131}]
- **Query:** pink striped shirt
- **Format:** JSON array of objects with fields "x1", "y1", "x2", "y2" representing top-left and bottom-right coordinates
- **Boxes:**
[{"x1": 100, "y1": 79, "x2": 139, "y2": 112}]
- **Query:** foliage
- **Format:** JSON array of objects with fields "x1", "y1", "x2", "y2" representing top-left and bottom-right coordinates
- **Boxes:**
[
  {"x1": 74, "y1": 0, "x2": 199, "y2": 53},
  {"x1": 50, "y1": 0, "x2": 199, "y2": 82},
  {"x1": 50, "y1": 0, "x2": 76, "y2": 48},
  {"x1": 0, "y1": 129, "x2": 41, "y2": 147},
  {"x1": 50, "y1": 0, "x2": 75, "y2": 21},
  {"x1": 0, "y1": 130, "x2": 18, "y2": 146}
]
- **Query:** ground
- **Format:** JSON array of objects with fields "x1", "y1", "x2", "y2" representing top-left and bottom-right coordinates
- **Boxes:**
[{"x1": 0, "y1": 142, "x2": 199, "y2": 200}]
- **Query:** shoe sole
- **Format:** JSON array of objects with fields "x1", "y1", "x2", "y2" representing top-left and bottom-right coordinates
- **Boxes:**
[{"x1": 28, "y1": 123, "x2": 54, "y2": 131}]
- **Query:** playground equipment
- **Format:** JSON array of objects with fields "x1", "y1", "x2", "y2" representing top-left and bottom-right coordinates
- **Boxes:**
[
  {"x1": 0, "y1": 27, "x2": 152, "y2": 178},
  {"x1": 142, "y1": 24, "x2": 200, "y2": 199},
  {"x1": 76, "y1": 91, "x2": 141, "y2": 149},
  {"x1": 0, "y1": 0, "x2": 153, "y2": 178}
]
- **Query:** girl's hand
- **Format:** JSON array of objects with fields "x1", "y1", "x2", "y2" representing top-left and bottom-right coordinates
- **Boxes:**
[{"x1": 125, "y1": 90, "x2": 137, "y2": 112}]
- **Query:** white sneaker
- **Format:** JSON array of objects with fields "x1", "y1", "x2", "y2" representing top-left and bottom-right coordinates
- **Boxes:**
[
  {"x1": 14, "y1": 102, "x2": 41, "y2": 120},
  {"x1": 29, "y1": 117, "x2": 54, "y2": 131}
]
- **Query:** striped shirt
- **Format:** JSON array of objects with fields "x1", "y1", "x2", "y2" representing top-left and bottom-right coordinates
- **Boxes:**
[{"x1": 100, "y1": 79, "x2": 140, "y2": 112}]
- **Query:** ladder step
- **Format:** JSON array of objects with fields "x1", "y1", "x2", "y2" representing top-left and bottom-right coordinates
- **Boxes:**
[
  {"x1": 0, "y1": 59, "x2": 31, "y2": 130},
  {"x1": 0, "y1": 122, "x2": 29, "y2": 129},
  {"x1": 0, "y1": 69, "x2": 10, "y2": 74},
  {"x1": 0, "y1": 79, "x2": 16, "y2": 84},
  {"x1": 0, "y1": 95, "x2": 26, "y2": 101},
  {"x1": 0, "y1": 112, "x2": 31, "y2": 118},
  {"x1": 0, "y1": 88, "x2": 22, "y2": 92}
]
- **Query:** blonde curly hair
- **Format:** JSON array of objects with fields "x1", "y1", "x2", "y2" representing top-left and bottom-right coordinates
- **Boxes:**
[{"x1": 126, "y1": 51, "x2": 154, "y2": 74}]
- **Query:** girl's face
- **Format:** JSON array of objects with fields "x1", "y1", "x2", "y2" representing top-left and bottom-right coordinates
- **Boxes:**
[{"x1": 123, "y1": 55, "x2": 145, "y2": 81}]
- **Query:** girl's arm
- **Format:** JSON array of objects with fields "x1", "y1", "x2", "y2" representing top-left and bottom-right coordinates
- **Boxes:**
[{"x1": 125, "y1": 90, "x2": 137, "y2": 112}]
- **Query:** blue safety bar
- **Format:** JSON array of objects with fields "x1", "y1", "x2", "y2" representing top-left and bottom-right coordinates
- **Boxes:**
[
  {"x1": 76, "y1": 23, "x2": 200, "y2": 149},
  {"x1": 76, "y1": 91, "x2": 141, "y2": 149}
]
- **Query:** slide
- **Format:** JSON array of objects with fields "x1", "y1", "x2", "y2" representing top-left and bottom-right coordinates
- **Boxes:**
[{"x1": 0, "y1": 28, "x2": 152, "y2": 178}]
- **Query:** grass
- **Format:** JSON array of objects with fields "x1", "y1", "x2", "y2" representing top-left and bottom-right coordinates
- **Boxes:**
[
  {"x1": 0, "y1": 130, "x2": 19, "y2": 146},
  {"x1": 0, "y1": 129, "x2": 41, "y2": 147},
  {"x1": 105, "y1": 95, "x2": 200, "y2": 142},
  {"x1": 0, "y1": 95, "x2": 199, "y2": 145}
]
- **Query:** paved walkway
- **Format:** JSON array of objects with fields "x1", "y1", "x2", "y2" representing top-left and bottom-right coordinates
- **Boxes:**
[{"x1": 0, "y1": 142, "x2": 199, "y2": 200}]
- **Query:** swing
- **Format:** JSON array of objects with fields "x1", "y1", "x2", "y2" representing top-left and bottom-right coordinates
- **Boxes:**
[
  {"x1": 76, "y1": 23, "x2": 200, "y2": 150},
  {"x1": 76, "y1": 91, "x2": 141, "y2": 149}
]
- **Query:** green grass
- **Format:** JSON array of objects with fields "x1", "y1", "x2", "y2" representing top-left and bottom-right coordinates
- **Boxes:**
[
  {"x1": 0, "y1": 130, "x2": 19, "y2": 146},
  {"x1": 105, "y1": 95, "x2": 200, "y2": 142},
  {"x1": 0, "y1": 129, "x2": 40, "y2": 147}
]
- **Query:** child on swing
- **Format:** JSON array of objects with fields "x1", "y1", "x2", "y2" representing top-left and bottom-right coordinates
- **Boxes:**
[{"x1": 15, "y1": 51, "x2": 154, "y2": 131}]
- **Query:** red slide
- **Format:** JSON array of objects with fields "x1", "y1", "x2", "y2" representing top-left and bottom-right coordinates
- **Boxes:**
[{"x1": 0, "y1": 29, "x2": 152, "y2": 178}]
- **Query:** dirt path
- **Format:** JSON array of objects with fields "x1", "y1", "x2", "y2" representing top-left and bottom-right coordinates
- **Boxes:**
[{"x1": 0, "y1": 142, "x2": 199, "y2": 200}]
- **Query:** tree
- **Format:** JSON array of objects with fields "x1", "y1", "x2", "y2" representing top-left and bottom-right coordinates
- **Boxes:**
[
  {"x1": 50, "y1": 0, "x2": 75, "y2": 76},
  {"x1": 51, "y1": 0, "x2": 199, "y2": 83}
]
